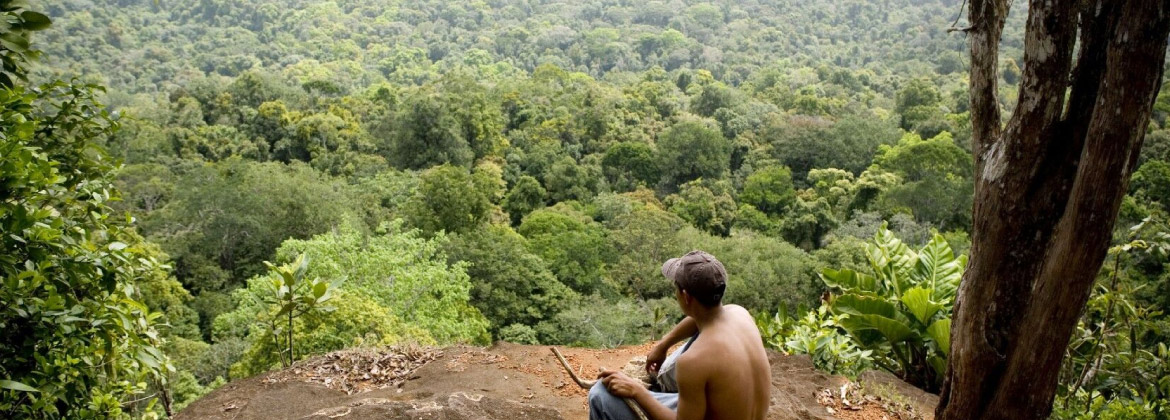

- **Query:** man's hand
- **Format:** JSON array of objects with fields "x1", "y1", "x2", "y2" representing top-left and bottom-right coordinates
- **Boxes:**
[
  {"x1": 598, "y1": 369, "x2": 645, "y2": 399},
  {"x1": 646, "y1": 343, "x2": 668, "y2": 376}
]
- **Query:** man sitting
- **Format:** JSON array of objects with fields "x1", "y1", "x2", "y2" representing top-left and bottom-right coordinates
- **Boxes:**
[{"x1": 588, "y1": 250, "x2": 772, "y2": 420}]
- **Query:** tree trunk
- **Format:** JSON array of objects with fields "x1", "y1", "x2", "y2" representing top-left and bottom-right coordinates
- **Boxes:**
[{"x1": 936, "y1": 1, "x2": 1170, "y2": 419}]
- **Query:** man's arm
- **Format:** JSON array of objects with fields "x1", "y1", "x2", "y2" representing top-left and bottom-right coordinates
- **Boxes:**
[
  {"x1": 647, "y1": 317, "x2": 699, "y2": 374},
  {"x1": 634, "y1": 354, "x2": 706, "y2": 420},
  {"x1": 659, "y1": 317, "x2": 699, "y2": 347}
]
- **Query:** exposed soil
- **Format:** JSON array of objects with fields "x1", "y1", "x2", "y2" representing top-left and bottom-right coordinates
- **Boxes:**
[{"x1": 175, "y1": 342, "x2": 937, "y2": 420}]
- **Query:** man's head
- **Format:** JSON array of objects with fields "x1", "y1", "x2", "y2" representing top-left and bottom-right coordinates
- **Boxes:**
[{"x1": 661, "y1": 250, "x2": 727, "y2": 308}]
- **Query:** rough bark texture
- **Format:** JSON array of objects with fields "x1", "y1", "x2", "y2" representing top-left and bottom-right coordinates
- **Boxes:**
[{"x1": 936, "y1": 1, "x2": 1170, "y2": 419}]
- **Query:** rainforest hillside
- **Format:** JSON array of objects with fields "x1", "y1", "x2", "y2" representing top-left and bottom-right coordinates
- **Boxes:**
[{"x1": 3, "y1": 0, "x2": 1168, "y2": 418}]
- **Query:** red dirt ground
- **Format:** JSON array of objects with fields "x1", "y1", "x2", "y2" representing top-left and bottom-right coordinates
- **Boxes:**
[{"x1": 175, "y1": 342, "x2": 937, "y2": 420}]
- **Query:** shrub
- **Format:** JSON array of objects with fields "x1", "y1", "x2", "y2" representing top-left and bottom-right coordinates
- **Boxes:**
[{"x1": 820, "y1": 223, "x2": 964, "y2": 391}]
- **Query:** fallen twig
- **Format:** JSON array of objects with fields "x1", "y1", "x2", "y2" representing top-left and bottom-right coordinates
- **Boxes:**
[{"x1": 549, "y1": 347, "x2": 649, "y2": 420}]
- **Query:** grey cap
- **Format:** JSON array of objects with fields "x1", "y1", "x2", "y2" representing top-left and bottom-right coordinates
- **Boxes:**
[{"x1": 661, "y1": 250, "x2": 727, "y2": 306}]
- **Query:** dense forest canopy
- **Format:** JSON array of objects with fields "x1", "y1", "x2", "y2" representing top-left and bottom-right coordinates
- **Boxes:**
[
  {"x1": 2, "y1": 0, "x2": 1167, "y2": 418},
  {"x1": 34, "y1": 0, "x2": 983, "y2": 93}
]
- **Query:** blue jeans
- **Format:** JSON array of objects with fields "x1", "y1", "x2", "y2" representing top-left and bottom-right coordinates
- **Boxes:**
[
  {"x1": 588, "y1": 381, "x2": 679, "y2": 420},
  {"x1": 587, "y1": 343, "x2": 688, "y2": 420}
]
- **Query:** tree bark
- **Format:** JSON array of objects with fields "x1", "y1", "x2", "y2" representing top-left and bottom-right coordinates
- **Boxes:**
[{"x1": 936, "y1": 1, "x2": 1170, "y2": 419}]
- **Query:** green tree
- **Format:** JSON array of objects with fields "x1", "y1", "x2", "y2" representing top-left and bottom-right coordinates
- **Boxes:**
[
  {"x1": 151, "y1": 159, "x2": 349, "y2": 287},
  {"x1": 896, "y1": 78, "x2": 944, "y2": 131},
  {"x1": 1002, "y1": 58, "x2": 1021, "y2": 85},
  {"x1": 666, "y1": 179, "x2": 738, "y2": 236},
  {"x1": 871, "y1": 132, "x2": 974, "y2": 230},
  {"x1": 658, "y1": 119, "x2": 731, "y2": 187},
  {"x1": 674, "y1": 228, "x2": 820, "y2": 314},
  {"x1": 380, "y1": 91, "x2": 473, "y2": 169},
  {"x1": 780, "y1": 197, "x2": 840, "y2": 250},
  {"x1": 763, "y1": 115, "x2": 901, "y2": 182},
  {"x1": 1131, "y1": 160, "x2": 1170, "y2": 211},
  {"x1": 691, "y1": 83, "x2": 739, "y2": 117},
  {"x1": 936, "y1": 51, "x2": 964, "y2": 75},
  {"x1": 602, "y1": 141, "x2": 660, "y2": 191},
  {"x1": 605, "y1": 203, "x2": 688, "y2": 299},
  {"x1": 895, "y1": 78, "x2": 943, "y2": 115},
  {"x1": 445, "y1": 225, "x2": 576, "y2": 337},
  {"x1": 741, "y1": 165, "x2": 797, "y2": 216},
  {"x1": 544, "y1": 156, "x2": 604, "y2": 203},
  {"x1": 404, "y1": 164, "x2": 493, "y2": 235},
  {"x1": 435, "y1": 74, "x2": 507, "y2": 160},
  {"x1": 518, "y1": 207, "x2": 613, "y2": 295},
  {"x1": 502, "y1": 175, "x2": 547, "y2": 226},
  {"x1": 217, "y1": 219, "x2": 490, "y2": 364},
  {"x1": 0, "y1": 81, "x2": 169, "y2": 418}
]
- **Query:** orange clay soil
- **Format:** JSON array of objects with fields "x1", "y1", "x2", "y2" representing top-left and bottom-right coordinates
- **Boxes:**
[{"x1": 175, "y1": 342, "x2": 936, "y2": 420}]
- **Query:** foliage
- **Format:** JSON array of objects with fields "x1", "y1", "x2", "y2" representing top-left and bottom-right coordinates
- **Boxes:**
[
  {"x1": 518, "y1": 206, "x2": 613, "y2": 295},
  {"x1": 0, "y1": 81, "x2": 169, "y2": 418},
  {"x1": 604, "y1": 201, "x2": 688, "y2": 300},
  {"x1": 257, "y1": 254, "x2": 336, "y2": 368},
  {"x1": 404, "y1": 164, "x2": 494, "y2": 235},
  {"x1": 666, "y1": 179, "x2": 738, "y2": 237},
  {"x1": 762, "y1": 115, "x2": 902, "y2": 182},
  {"x1": 675, "y1": 228, "x2": 821, "y2": 314},
  {"x1": 444, "y1": 225, "x2": 576, "y2": 337},
  {"x1": 544, "y1": 156, "x2": 604, "y2": 203},
  {"x1": 1058, "y1": 219, "x2": 1170, "y2": 418},
  {"x1": 757, "y1": 306, "x2": 873, "y2": 378},
  {"x1": 501, "y1": 175, "x2": 547, "y2": 225},
  {"x1": 498, "y1": 324, "x2": 540, "y2": 345},
  {"x1": 227, "y1": 289, "x2": 417, "y2": 377},
  {"x1": 741, "y1": 165, "x2": 796, "y2": 216},
  {"x1": 0, "y1": 0, "x2": 50, "y2": 87},
  {"x1": 819, "y1": 223, "x2": 965, "y2": 391},
  {"x1": 379, "y1": 89, "x2": 473, "y2": 169},
  {"x1": 536, "y1": 294, "x2": 663, "y2": 348},
  {"x1": 1131, "y1": 160, "x2": 1170, "y2": 211},
  {"x1": 147, "y1": 159, "x2": 350, "y2": 288},
  {"x1": 870, "y1": 131, "x2": 973, "y2": 230},
  {"x1": 602, "y1": 141, "x2": 660, "y2": 191},
  {"x1": 269, "y1": 219, "x2": 490, "y2": 345},
  {"x1": 657, "y1": 119, "x2": 731, "y2": 187}
]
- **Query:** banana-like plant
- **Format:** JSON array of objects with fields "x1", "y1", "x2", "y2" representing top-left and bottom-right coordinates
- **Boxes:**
[{"x1": 820, "y1": 222, "x2": 966, "y2": 391}]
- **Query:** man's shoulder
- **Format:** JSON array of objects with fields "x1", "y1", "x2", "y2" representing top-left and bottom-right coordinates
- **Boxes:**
[
  {"x1": 677, "y1": 343, "x2": 716, "y2": 369},
  {"x1": 721, "y1": 304, "x2": 757, "y2": 325},
  {"x1": 721, "y1": 304, "x2": 751, "y2": 317}
]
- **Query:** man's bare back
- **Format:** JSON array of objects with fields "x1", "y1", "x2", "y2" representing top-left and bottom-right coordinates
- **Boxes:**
[
  {"x1": 591, "y1": 251, "x2": 771, "y2": 420},
  {"x1": 675, "y1": 305, "x2": 771, "y2": 420}
]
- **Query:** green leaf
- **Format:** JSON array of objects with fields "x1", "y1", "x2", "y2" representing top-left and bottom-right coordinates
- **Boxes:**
[
  {"x1": 107, "y1": 241, "x2": 127, "y2": 251},
  {"x1": 312, "y1": 281, "x2": 327, "y2": 299},
  {"x1": 840, "y1": 313, "x2": 914, "y2": 344},
  {"x1": 0, "y1": 379, "x2": 39, "y2": 392},
  {"x1": 831, "y1": 294, "x2": 896, "y2": 318},
  {"x1": 927, "y1": 318, "x2": 951, "y2": 355},
  {"x1": 0, "y1": 32, "x2": 29, "y2": 52},
  {"x1": 820, "y1": 268, "x2": 877, "y2": 293},
  {"x1": 912, "y1": 234, "x2": 964, "y2": 302},
  {"x1": 19, "y1": 11, "x2": 50, "y2": 31},
  {"x1": 274, "y1": 302, "x2": 296, "y2": 319},
  {"x1": 901, "y1": 287, "x2": 943, "y2": 324},
  {"x1": 928, "y1": 355, "x2": 947, "y2": 379},
  {"x1": 866, "y1": 223, "x2": 916, "y2": 294}
]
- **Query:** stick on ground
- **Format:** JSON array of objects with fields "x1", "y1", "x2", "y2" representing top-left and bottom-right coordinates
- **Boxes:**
[{"x1": 549, "y1": 347, "x2": 649, "y2": 420}]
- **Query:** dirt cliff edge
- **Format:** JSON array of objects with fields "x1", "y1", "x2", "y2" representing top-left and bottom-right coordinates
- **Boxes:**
[{"x1": 176, "y1": 342, "x2": 937, "y2": 420}]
